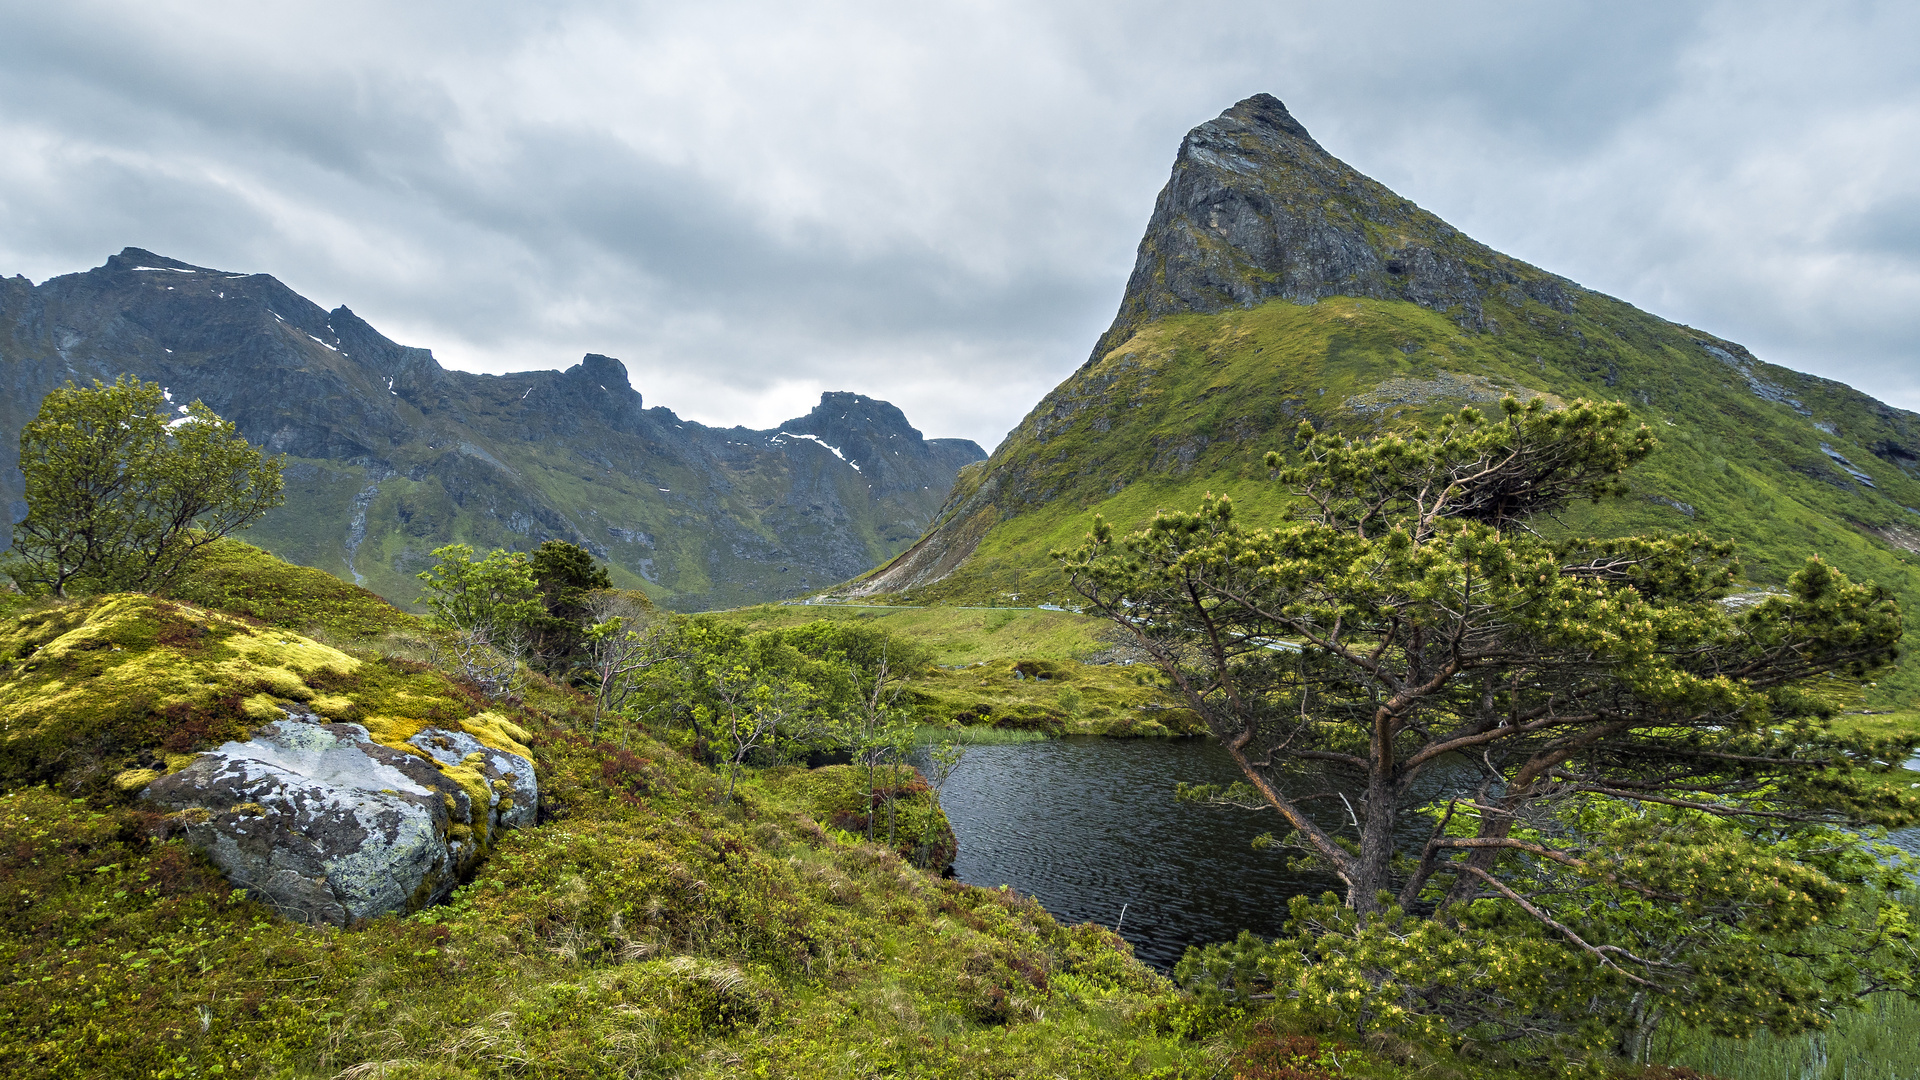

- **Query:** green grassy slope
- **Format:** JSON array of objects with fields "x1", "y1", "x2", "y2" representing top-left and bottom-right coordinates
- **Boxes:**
[
  {"x1": 700, "y1": 604, "x2": 1205, "y2": 737},
  {"x1": 854, "y1": 278, "x2": 1920, "y2": 711}
]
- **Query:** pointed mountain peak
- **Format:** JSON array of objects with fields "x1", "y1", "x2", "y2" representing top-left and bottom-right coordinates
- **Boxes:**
[
  {"x1": 1085, "y1": 94, "x2": 1577, "y2": 366},
  {"x1": 1211, "y1": 93, "x2": 1319, "y2": 146}
]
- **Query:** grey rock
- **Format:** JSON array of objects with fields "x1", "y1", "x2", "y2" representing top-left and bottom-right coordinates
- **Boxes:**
[
  {"x1": 1647, "y1": 494, "x2": 1697, "y2": 518},
  {"x1": 1820, "y1": 443, "x2": 1877, "y2": 488},
  {"x1": 406, "y1": 727, "x2": 537, "y2": 833},
  {"x1": 143, "y1": 707, "x2": 537, "y2": 925}
]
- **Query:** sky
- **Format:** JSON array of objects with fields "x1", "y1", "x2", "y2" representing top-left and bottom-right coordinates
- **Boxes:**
[{"x1": 2, "y1": 1, "x2": 1916, "y2": 451}]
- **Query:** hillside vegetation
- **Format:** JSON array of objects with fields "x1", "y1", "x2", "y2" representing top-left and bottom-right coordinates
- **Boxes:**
[
  {"x1": 0, "y1": 542, "x2": 1640, "y2": 1079},
  {"x1": 3, "y1": 540, "x2": 1914, "y2": 1077}
]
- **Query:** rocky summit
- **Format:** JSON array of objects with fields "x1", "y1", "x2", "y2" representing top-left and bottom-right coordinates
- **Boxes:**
[
  {"x1": 852, "y1": 94, "x2": 1920, "y2": 707},
  {"x1": 0, "y1": 252, "x2": 984, "y2": 610}
]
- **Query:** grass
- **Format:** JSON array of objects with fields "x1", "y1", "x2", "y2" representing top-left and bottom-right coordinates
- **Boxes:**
[
  {"x1": 0, "y1": 584, "x2": 1248, "y2": 1078},
  {"x1": 701, "y1": 605, "x2": 1204, "y2": 737},
  {"x1": 166, "y1": 536, "x2": 420, "y2": 646},
  {"x1": 913, "y1": 723, "x2": 1050, "y2": 745},
  {"x1": 705, "y1": 603, "x2": 1119, "y2": 665},
  {"x1": 1654, "y1": 984, "x2": 1920, "y2": 1079},
  {"x1": 5, "y1": 543, "x2": 1900, "y2": 1079}
]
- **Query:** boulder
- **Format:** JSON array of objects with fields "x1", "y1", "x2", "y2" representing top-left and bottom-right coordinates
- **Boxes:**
[{"x1": 144, "y1": 705, "x2": 537, "y2": 925}]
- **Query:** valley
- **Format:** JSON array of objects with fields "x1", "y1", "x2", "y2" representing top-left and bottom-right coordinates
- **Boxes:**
[{"x1": 2, "y1": 91, "x2": 1918, "y2": 1080}]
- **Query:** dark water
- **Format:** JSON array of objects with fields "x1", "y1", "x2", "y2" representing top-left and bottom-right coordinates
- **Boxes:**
[
  {"x1": 926, "y1": 738, "x2": 1920, "y2": 972},
  {"x1": 927, "y1": 736, "x2": 1331, "y2": 969}
]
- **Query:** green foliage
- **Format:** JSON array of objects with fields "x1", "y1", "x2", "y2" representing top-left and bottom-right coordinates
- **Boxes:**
[
  {"x1": 4, "y1": 376, "x2": 284, "y2": 598},
  {"x1": 1064, "y1": 398, "x2": 1919, "y2": 1054},
  {"x1": 418, "y1": 544, "x2": 543, "y2": 696},
  {"x1": 526, "y1": 539, "x2": 614, "y2": 678},
  {"x1": 418, "y1": 544, "x2": 542, "y2": 634},
  {"x1": 1179, "y1": 816, "x2": 1918, "y2": 1064}
]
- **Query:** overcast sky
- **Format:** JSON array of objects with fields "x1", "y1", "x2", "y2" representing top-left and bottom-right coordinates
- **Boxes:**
[{"x1": 3, "y1": 1, "x2": 1916, "y2": 450}]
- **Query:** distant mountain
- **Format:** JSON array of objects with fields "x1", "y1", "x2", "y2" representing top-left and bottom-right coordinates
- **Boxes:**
[
  {"x1": 0, "y1": 250, "x2": 984, "y2": 610},
  {"x1": 851, "y1": 94, "x2": 1920, "y2": 708}
]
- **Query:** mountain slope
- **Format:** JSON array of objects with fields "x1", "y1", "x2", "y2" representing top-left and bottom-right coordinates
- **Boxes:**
[
  {"x1": 850, "y1": 94, "x2": 1920, "y2": 707},
  {"x1": 0, "y1": 251, "x2": 983, "y2": 610}
]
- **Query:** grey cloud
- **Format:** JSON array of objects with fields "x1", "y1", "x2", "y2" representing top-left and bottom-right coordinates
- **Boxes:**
[{"x1": 2, "y1": 0, "x2": 1917, "y2": 447}]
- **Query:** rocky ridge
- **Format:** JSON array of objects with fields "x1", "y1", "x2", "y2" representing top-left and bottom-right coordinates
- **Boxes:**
[{"x1": 0, "y1": 253, "x2": 984, "y2": 610}]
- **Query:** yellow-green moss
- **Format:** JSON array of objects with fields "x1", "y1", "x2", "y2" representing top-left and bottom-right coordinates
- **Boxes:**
[
  {"x1": 111, "y1": 768, "x2": 160, "y2": 791},
  {"x1": 462, "y1": 710, "x2": 534, "y2": 760},
  {"x1": 241, "y1": 693, "x2": 287, "y2": 721},
  {"x1": 0, "y1": 594, "x2": 529, "y2": 795},
  {"x1": 308, "y1": 694, "x2": 355, "y2": 717},
  {"x1": 441, "y1": 754, "x2": 497, "y2": 840}
]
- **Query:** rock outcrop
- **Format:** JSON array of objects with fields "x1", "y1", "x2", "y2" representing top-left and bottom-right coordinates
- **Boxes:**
[
  {"x1": 144, "y1": 708, "x2": 535, "y2": 925},
  {"x1": 0, "y1": 253, "x2": 985, "y2": 610},
  {"x1": 0, "y1": 592, "x2": 542, "y2": 926}
]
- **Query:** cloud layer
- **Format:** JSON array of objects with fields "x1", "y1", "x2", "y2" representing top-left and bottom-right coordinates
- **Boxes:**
[{"x1": 3, "y1": 0, "x2": 1916, "y2": 449}]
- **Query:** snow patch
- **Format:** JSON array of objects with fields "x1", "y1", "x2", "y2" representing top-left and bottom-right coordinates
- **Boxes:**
[
  {"x1": 772, "y1": 430, "x2": 858, "y2": 470},
  {"x1": 132, "y1": 266, "x2": 195, "y2": 273},
  {"x1": 306, "y1": 334, "x2": 338, "y2": 352}
]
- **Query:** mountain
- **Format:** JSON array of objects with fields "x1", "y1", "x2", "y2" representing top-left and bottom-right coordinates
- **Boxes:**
[
  {"x1": 849, "y1": 94, "x2": 1920, "y2": 708},
  {"x1": 0, "y1": 251, "x2": 984, "y2": 610}
]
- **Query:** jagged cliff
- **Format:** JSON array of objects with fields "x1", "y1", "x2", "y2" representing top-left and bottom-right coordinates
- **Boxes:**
[
  {"x1": 849, "y1": 95, "x2": 1920, "y2": 706},
  {"x1": 0, "y1": 250, "x2": 983, "y2": 609}
]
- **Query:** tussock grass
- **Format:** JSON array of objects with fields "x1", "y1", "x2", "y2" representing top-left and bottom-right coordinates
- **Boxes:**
[
  {"x1": 1655, "y1": 992, "x2": 1920, "y2": 1080},
  {"x1": 914, "y1": 723, "x2": 1050, "y2": 745}
]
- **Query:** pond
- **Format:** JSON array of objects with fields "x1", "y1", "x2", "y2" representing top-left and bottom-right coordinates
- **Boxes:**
[{"x1": 923, "y1": 737, "x2": 1920, "y2": 971}]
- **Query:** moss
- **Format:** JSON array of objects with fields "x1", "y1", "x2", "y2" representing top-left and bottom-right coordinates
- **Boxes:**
[
  {"x1": 240, "y1": 693, "x2": 287, "y2": 721},
  {"x1": 440, "y1": 755, "x2": 497, "y2": 839},
  {"x1": 168, "y1": 537, "x2": 412, "y2": 645},
  {"x1": 309, "y1": 693, "x2": 356, "y2": 717},
  {"x1": 0, "y1": 592, "x2": 533, "y2": 803},
  {"x1": 111, "y1": 767, "x2": 159, "y2": 791},
  {"x1": 461, "y1": 710, "x2": 534, "y2": 760}
]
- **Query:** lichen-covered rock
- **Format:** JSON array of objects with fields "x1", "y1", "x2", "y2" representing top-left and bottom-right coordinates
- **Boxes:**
[
  {"x1": 1, "y1": 592, "x2": 544, "y2": 925},
  {"x1": 144, "y1": 706, "x2": 537, "y2": 925},
  {"x1": 406, "y1": 725, "x2": 537, "y2": 835}
]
